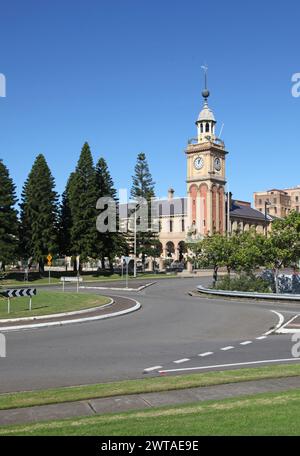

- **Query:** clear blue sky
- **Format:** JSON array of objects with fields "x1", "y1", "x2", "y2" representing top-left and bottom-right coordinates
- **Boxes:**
[{"x1": 0, "y1": 0, "x2": 299, "y2": 204}]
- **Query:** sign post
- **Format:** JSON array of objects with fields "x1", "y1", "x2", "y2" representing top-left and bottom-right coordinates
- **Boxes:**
[
  {"x1": 47, "y1": 254, "x2": 53, "y2": 284},
  {"x1": 1, "y1": 289, "x2": 37, "y2": 314},
  {"x1": 124, "y1": 256, "x2": 131, "y2": 289},
  {"x1": 61, "y1": 277, "x2": 83, "y2": 293}
]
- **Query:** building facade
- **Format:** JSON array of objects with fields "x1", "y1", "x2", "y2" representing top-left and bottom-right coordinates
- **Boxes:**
[
  {"x1": 254, "y1": 186, "x2": 300, "y2": 218},
  {"x1": 121, "y1": 83, "x2": 268, "y2": 265}
]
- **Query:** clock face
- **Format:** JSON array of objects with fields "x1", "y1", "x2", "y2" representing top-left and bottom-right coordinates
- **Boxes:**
[
  {"x1": 214, "y1": 157, "x2": 221, "y2": 172},
  {"x1": 194, "y1": 156, "x2": 204, "y2": 170}
]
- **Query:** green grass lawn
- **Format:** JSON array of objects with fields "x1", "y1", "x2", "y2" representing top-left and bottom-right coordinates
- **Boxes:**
[
  {"x1": 1, "y1": 273, "x2": 177, "y2": 287},
  {"x1": 0, "y1": 364, "x2": 300, "y2": 411},
  {"x1": 2, "y1": 388, "x2": 300, "y2": 436},
  {"x1": 0, "y1": 291, "x2": 110, "y2": 319}
]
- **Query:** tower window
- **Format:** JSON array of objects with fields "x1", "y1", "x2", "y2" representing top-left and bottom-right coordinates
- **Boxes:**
[
  {"x1": 181, "y1": 219, "x2": 185, "y2": 232},
  {"x1": 200, "y1": 124, "x2": 203, "y2": 133},
  {"x1": 170, "y1": 220, "x2": 173, "y2": 232},
  {"x1": 205, "y1": 123, "x2": 210, "y2": 133}
]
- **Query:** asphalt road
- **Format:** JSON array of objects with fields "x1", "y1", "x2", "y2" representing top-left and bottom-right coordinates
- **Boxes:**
[{"x1": 0, "y1": 277, "x2": 299, "y2": 393}]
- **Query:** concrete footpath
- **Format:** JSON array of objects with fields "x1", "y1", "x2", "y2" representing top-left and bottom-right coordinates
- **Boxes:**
[{"x1": 0, "y1": 376, "x2": 300, "y2": 427}]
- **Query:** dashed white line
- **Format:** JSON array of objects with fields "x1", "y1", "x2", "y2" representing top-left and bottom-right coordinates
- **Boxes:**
[
  {"x1": 173, "y1": 358, "x2": 190, "y2": 364},
  {"x1": 240, "y1": 341, "x2": 252, "y2": 346},
  {"x1": 221, "y1": 346, "x2": 234, "y2": 351},
  {"x1": 143, "y1": 366, "x2": 162, "y2": 373},
  {"x1": 198, "y1": 352, "x2": 214, "y2": 357},
  {"x1": 256, "y1": 336, "x2": 267, "y2": 340}
]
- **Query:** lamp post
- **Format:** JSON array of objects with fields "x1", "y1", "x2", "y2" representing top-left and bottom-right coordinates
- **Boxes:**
[
  {"x1": 134, "y1": 209, "x2": 137, "y2": 278},
  {"x1": 264, "y1": 200, "x2": 271, "y2": 236}
]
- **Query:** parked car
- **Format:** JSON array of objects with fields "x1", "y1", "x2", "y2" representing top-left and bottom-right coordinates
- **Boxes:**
[{"x1": 166, "y1": 261, "x2": 184, "y2": 273}]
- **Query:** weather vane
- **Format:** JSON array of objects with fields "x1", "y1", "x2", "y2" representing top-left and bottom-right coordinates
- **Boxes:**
[{"x1": 201, "y1": 64, "x2": 210, "y2": 100}]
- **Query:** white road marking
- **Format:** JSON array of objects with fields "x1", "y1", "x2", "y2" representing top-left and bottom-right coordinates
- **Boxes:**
[
  {"x1": 158, "y1": 358, "x2": 300, "y2": 374},
  {"x1": 276, "y1": 314, "x2": 300, "y2": 334},
  {"x1": 256, "y1": 336, "x2": 267, "y2": 340},
  {"x1": 173, "y1": 358, "x2": 190, "y2": 364},
  {"x1": 264, "y1": 310, "x2": 285, "y2": 335},
  {"x1": 144, "y1": 366, "x2": 162, "y2": 373},
  {"x1": 240, "y1": 341, "x2": 252, "y2": 345},
  {"x1": 198, "y1": 352, "x2": 214, "y2": 357},
  {"x1": 221, "y1": 346, "x2": 234, "y2": 351}
]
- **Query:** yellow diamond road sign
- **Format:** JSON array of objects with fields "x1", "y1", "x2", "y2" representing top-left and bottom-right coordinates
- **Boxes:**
[{"x1": 47, "y1": 254, "x2": 52, "y2": 263}]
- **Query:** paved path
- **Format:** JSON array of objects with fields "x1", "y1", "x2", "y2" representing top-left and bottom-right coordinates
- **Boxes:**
[
  {"x1": 1, "y1": 376, "x2": 300, "y2": 427},
  {"x1": 0, "y1": 277, "x2": 300, "y2": 393}
]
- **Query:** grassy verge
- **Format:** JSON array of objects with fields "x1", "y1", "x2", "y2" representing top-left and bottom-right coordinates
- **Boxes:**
[
  {"x1": 0, "y1": 364, "x2": 300, "y2": 411},
  {"x1": 2, "y1": 388, "x2": 300, "y2": 435},
  {"x1": 0, "y1": 291, "x2": 110, "y2": 319},
  {"x1": 1, "y1": 273, "x2": 177, "y2": 287}
]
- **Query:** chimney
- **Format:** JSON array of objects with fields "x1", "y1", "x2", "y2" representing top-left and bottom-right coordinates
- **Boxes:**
[{"x1": 168, "y1": 188, "x2": 174, "y2": 200}]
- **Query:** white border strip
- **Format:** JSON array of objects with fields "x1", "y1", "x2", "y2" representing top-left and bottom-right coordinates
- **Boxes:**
[
  {"x1": 0, "y1": 298, "x2": 141, "y2": 332},
  {"x1": 80, "y1": 282, "x2": 155, "y2": 292},
  {"x1": 0, "y1": 299, "x2": 114, "y2": 323},
  {"x1": 159, "y1": 358, "x2": 300, "y2": 374}
]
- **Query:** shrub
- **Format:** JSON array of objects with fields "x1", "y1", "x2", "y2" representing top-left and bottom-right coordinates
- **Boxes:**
[{"x1": 215, "y1": 273, "x2": 271, "y2": 293}]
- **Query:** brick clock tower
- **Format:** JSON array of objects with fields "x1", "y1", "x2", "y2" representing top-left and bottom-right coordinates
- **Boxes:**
[{"x1": 185, "y1": 77, "x2": 228, "y2": 236}]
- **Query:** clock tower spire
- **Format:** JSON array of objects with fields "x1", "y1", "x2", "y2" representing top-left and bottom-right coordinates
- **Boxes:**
[
  {"x1": 185, "y1": 69, "x2": 228, "y2": 236},
  {"x1": 196, "y1": 66, "x2": 217, "y2": 144}
]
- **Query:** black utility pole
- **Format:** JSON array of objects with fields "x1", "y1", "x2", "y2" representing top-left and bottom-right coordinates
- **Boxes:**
[{"x1": 264, "y1": 200, "x2": 271, "y2": 236}]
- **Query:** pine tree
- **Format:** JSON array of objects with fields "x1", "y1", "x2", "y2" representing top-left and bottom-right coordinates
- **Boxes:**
[
  {"x1": 130, "y1": 152, "x2": 159, "y2": 269},
  {"x1": 95, "y1": 157, "x2": 127, "y2": 269},
  {"x1": 19, "y1": 154, "x2": 59, "y2": 273},
  {"x1": 131, "y1": 152, "x2": 155, "y2": 201},
  {"x1": 68, "y1": 142, "x2": 98, "y2": 265},
  {"x1": 58, "y1": 174, "x2": 74, "y2": 257},
  {"x1": 0, "y1": 160, "x2": 19, "y2": 269}
]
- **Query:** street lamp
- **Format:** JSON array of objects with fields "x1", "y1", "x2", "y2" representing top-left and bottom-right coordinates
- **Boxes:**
[
  {"x1": 134, "y1": 209, "x2": 137, "y2": 278},
  {"x1": 264, "y1": 200, "x2": 271, "y2": 236}
]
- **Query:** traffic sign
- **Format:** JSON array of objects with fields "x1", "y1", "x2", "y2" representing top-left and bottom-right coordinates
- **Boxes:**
[
  {"x1": 124, "y1": 256, "x2": 131, "y2": 265},
  {"x1": 2, "y1": 288, "x2": 37, "y2": 298},
  {"x1": 47, "y1": 254, "x2": 52, "y2": 263}
]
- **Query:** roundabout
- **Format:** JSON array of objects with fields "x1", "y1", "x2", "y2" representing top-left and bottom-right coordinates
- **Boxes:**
[{"x1": 0, "y1": 277, "x2": 299, "y2": 394}]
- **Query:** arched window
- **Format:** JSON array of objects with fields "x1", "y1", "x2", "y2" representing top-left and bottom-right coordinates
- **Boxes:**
[
  {"x1": 205, "y1": 122, "x2": 210, "y2": 133},
  {"x1": 200, "y1": 123, "x2": 204, "y2": 133}
]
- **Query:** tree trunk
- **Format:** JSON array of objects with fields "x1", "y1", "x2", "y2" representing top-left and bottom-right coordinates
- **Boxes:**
[
  {"x1": 73, "y1": 257, "x2": 77, "y2": 273},
  {"x1": 213, "y1": 265, "x2": 219, "y2": 287},
  {"x1": 274, "y1": 267, "x2": 279, "y2": 294},
  {"x1": 38, "y1": 258, "x2": 44, "y2": 275}
]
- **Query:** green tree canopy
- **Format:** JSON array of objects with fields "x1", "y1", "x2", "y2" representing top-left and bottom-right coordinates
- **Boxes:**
[
  {"x1": 67, "y1": 142, "x2": 98, "y2": 263},
  {"x1": 0, "y1": 159, "x2": 19, "y2": 268},
  {"x1": 19, "y1": 154, "x2": 59, "y2": 272},
  {"x1": 130, "y1": 152, "x2": 159, "y2": 268},
  {"x1": 95, "y1": 157, "x2": 127, "y2": 268}
]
